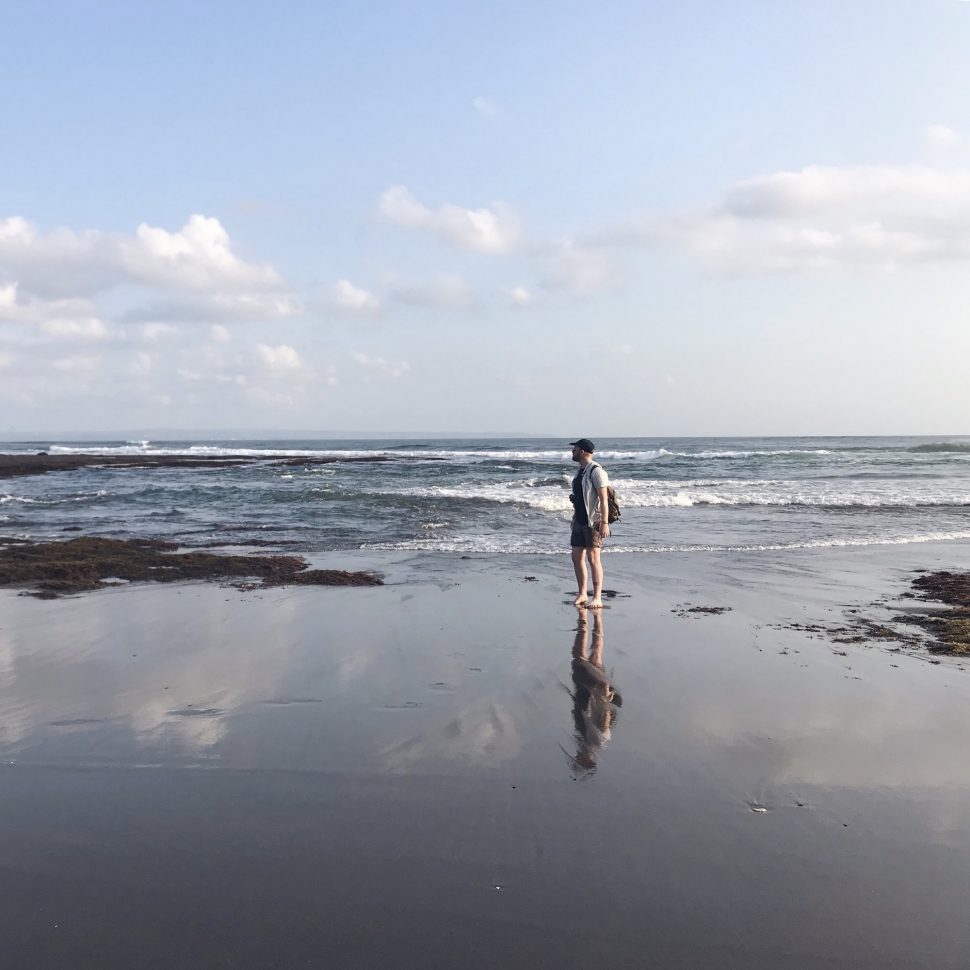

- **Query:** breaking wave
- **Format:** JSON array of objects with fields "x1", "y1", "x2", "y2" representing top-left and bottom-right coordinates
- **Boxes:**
[
  {"x1": 364, "y1": 529, "x2": 970, "y2": 555},
  {"x1": 908, "y1": 442, "x2": 970, "y2": 454},
  {"x1": 351, "y1": 479, "x2": 970, "y2": 511}
]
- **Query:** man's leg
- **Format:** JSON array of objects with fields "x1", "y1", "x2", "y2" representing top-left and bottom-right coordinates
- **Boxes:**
[
  {"x1": 587, "y1": 546, "x2": 604, "y2": 608},
  {"x1": 571, "y1": 546, "x2": 588, "y2": 605}
]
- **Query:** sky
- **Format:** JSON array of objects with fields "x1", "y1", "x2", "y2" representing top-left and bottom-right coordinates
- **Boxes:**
[{"x1": 2, "y1": 0, "x2": 970, "y2": 436}]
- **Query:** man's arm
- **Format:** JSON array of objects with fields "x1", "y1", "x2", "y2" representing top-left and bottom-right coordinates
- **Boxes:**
[{"x1": 597, "y1": 485, "x2": 610, "y2": 536}]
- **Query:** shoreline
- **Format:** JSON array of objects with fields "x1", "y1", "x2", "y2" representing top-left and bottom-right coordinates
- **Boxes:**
[{"x1": 4, "y1": 529, "x2": 967, "y2": 653}]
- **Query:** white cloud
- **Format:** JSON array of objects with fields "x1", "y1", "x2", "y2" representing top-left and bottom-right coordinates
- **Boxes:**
[
  {"x1": 473, "y1": 96, "x2": 501, "y2": 118},
  {"x1": 256, "y1": 343, "x2": 306, "y2": 374},
  {"x1": 721, "y1": 165, "x2": 970, "y2": 220},
  {"x1": 498, "y1": 374, "x2": 533, "y2": 390},
  {"x1": 52, "y1": 354, "x2": 100, "y2": 373},
  {"x1": 925, "y1": 124, "x2": 959, "y2": 147},
  {"x1": 0, "y1": 282, "x2": 111, "y2": 340},
  {"x1": 245, "y1": 386, "x2": 302, "y2": 408},
  {"x1": 0, "y1": 216, "x2": 118, "y2": 297},
  {"x1": 537, "y1": 238, "x2": 617, "y2": 293},
  {"x1": 210, "y1": 324, "x2": 230, "y2": 342},
  {"x1": 124, "y1": 291, "x2": 299, "y2": 323},
  {"x1": 652, "y1": 165, "x2": 970, "y2": 274},
  {"x1": 120, "y1": 215, "x2": 283, "y2": 293},
  {"x1": 129, "y1": 351, "x2": 153, "y2": 376},
  {"x1": 507, "y1": 285, "x2": 534, "y2": 307},
  {"x1": 0, "y1": 214, "x2": 294, "y2": 312},
  {"x1": 390, "y1": 274, "x2": 474, "y2": 309},
  {"x1": 331, "y1": 279, "x2": 381, "y2": 313},
  {"x1": 0, "y1": 352, "x2": 13, "y2": 369},
  {"x1": 351, "y1": 351, "x2": 411, "y2": 380},
  {"x1": 141, "y1": 323, "x2": 180, "y2": 342},
  {"x1": 40, "y1": 318, "x2": 109, "y2": 340},
  {"x1": 378, "y1": 185, "x2": 520, "y2": 253}
]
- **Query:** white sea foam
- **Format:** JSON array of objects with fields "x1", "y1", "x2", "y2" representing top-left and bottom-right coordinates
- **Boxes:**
[
  {"x1": 663, "y1": 449, "x2": 833, "y2": 459},
  {"x1": 364, "y1": 528, "x2": 970, "y2": 555},
  {"x1": 0, "y1": 490, "x2": 108, "y2": 506},
  {"x1": 354, "y1": 477, "x2": 970, "y2": 510},
  {"x1": 46, "y1": 444, "x2": 346, "y2": 458},
  {"x1": 357, "y1": 482, "x2": 573, "y2": 513},
  {"x1": 31, "y1": 445, "x2": 953, "y2": 476},
  {"x1": 38, "y1": 444, "x2": 666, "y2": 462}
]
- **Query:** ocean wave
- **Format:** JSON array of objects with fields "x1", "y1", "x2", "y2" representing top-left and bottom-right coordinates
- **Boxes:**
[
  {"x1": 363, "y1": 528, "x2": 970, "y2": 555},
  {"x1": 523, "y1": 475, "x2": 570, "y2": 487},
  {"x1": 390, "y1": 484, "x2": 574, "y2": 513},
  {"x1": 46, "y1": 444, "x2": 354, "y2": 459},
  {"x1": 0, "y1": 494, "x2": 35, "y2": 505},
  {"x1": 660, "y1": 449, "x2": 833, "y2": 459},
  {"x1": 908, "y1": 442, "x2": 970, "y2": 454},
  {"x1": 1, "y1": 490, "x2": 109, "y2": 505},
  {"x1": 351, "y1": 478, "x2": 970, "y2": 511},
  {"x1": 618, "y1": 492, "x2": 970, "y2": 509},
  {"x1": 40, "y1": 444, "x2": 669, "y2": 462},
  {"x1": 31, "y1": 443, "x2": 912, "y2": 465}
]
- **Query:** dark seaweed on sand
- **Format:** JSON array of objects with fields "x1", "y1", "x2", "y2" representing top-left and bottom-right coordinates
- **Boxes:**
[
  {"x1": 903, "y1": 571, "x2": 970, "y2": 655},
  {"x1": 0, "y1": 537, "x2": 383, "y2": 598}
]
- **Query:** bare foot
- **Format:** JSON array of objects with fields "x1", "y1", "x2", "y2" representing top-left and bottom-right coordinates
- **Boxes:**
[
  {"x1": 587, "y1": 598, "x2": 603, "y2": 609},
  {"x1": 573, "y1": 593, "x2": 588, "y2": 606}
]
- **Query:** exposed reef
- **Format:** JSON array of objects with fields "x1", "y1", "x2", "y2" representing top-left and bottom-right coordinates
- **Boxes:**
[
  {"x1": 0, "y1": 453, "x2": 434, "y2": 479},
  {"x1": 0, "y1": 537, "x2": 383, "y2": 598}
]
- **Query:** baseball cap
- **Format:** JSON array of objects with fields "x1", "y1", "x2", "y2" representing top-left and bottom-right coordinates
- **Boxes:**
[{"x1": 569, "y1": 438, "x2": 595, "y2": 453}]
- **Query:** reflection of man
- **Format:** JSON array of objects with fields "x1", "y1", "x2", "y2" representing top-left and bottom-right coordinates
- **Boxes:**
[
  {"x1": 569, "y1": 438, "x2": 610, "y2": 608},
  {"x1": 566, "y1": 607, "x2": 621, "y2": 776}
]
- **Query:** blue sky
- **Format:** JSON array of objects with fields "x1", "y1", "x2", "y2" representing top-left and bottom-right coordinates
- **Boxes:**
[{"x1": 2, "y1": 0, "x2": 969, "y2": 434}]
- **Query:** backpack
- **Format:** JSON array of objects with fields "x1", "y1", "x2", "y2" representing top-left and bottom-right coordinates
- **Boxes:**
[
  {"x1": 586, "y1": 462, "x2": 621, "y2": 524},
  {"x1": 606, "y1": 485, "x2": 621, "y2": 524}
]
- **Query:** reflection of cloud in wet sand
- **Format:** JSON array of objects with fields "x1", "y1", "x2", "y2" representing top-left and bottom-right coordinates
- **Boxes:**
[
  {"x1": 380, "y1": 702, "x2": 522, "y2": 773},
  {"x1": 0, "y1": 588, "x2": 315, "y2": 759},
  {"x1": 684, "y1": 669, "x2": 970, "y2": 791}
]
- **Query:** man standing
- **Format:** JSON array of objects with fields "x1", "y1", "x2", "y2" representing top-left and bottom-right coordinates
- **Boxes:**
[{"x1": 568, "y1": 438, "x2": 610, "y2": 609}]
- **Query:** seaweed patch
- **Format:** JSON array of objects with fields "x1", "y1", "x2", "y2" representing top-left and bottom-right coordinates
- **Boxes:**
[
  {"x1": 0, "y1": 537, "x2": 383, "y2": 598},
  {"x1": 898, "y1": 571, "x2": 970, "y2": 655}
]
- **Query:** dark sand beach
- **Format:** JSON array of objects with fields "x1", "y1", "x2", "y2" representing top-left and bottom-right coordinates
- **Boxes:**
[{"x1": 2, "y1": 542, "x2": 970, "y2": 968}]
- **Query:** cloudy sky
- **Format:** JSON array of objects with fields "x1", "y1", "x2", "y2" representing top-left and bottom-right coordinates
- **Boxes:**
[{"x1": 3, "y1": 0, "x2": 970, "y2": 436}]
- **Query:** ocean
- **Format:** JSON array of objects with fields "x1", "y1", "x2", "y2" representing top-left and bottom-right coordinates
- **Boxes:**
[{"x1": 2, "y1": 436, "x2": 969, "y2": 556}]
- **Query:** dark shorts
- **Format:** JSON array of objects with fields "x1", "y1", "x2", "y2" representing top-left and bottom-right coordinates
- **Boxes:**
[{"x1": 570, "y1": 522, "x2": 603, "y2": 549}]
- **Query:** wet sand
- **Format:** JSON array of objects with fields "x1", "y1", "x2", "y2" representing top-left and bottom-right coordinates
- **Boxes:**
[{"x1": 2, "y1": 543, "x2": 970, "y2": 968}]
